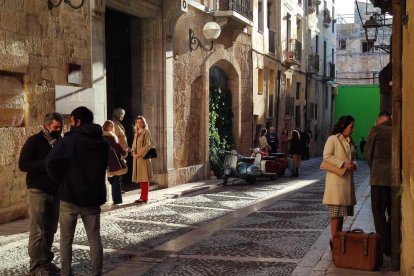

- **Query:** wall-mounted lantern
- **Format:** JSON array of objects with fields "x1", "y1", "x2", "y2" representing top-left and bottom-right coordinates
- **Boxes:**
[
  {"x1": 48, "y1": 0, "x2": 85, "y2": 10},
  {"x1": 363, "y1": 16, "x2": 380, "y2": 46},
  {"x1": 189, "y1": 22, "x2": 221, "y2": 52}
]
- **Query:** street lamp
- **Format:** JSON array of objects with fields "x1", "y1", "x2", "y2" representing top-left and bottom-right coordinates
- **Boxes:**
[
  {"x1": 48, "y1": 0, "x2": 85, "y2": 10},
  {"x1": 189, "y1": 22, "x2": 221, "y2": 52},
  {"x1": 363, "y1": 16, "x2": 380, "y2": 47}
]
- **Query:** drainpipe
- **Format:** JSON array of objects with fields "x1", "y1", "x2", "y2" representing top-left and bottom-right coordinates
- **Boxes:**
[{"x1": 391, "y1": 0, "x2": 402, "y2": 271}]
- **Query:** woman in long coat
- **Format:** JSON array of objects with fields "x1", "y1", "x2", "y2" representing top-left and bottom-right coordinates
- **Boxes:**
[
  {"x1": 102, "y1": 120, "x2": 127, "y2": 205},
  {"x1": 322, "y1": 115, "x2": 357, "y2": 241},
  {"x1": 131, "y1": 116, "x2": 153, "y2": 203}
]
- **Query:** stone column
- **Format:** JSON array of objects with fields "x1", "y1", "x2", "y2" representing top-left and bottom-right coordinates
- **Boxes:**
[{"x1": 90, "y1": 0, "x2": 107, "y2": 124}]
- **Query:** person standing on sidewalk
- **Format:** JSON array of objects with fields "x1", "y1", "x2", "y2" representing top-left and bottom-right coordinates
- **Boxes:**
[
  {"x1": 131, "y1": 116, "x2": 153, "y2": 203},
  {"x1": 322, "y1": 115, "x2": 357, "y2": 241},
  {"x1": 46, "y1": 106, "x2": 109, "y2": 276},
  {"x1": 102, "y1": 120, "x2": 127, "y2": 205},
  {"x1": 19, "y1": 112, "x2": 64, "y2": 276},
  {"x1": 289, "y1": 130, "x2": 302, "y2": 177},
  {"x1": 112, "y1": 108, "x2": 129, "y2": 153},
  {"x1": 364, "y1": 111, "x2": 392, "y2": 256},
  {"x1": 265, "y1": 127, "x2": 279, "y2": 154}
]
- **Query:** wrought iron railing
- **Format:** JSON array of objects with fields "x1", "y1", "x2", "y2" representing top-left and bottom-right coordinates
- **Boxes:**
[
  {"x1": 286, "y1": 39, "x2": 302, "y2": 64},
  {"x1": 308, "y1": 54, "x2": 320, "y2": 73},
  {"x1": 214, "y1": 0, "x2": 253, "y2": 21},
  {"x1": 323, "y1": 8, "x2": 332, "y2": 27}
]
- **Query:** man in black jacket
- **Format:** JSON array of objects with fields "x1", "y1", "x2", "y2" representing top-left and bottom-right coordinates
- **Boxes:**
[
  {"x1": 265, "y1": 127, "x2": 279, "y2": 154},
  {"x1": 46, "y1": 106, "x2": 109, "y2": 276},
  {"x1": 19, "y1": 112, "x2": 63, "y2": 275}
]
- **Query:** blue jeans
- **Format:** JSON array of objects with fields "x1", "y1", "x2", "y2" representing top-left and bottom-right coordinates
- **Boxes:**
[
  {"x1": 108, "y1": 176, "x2": 123, "y2": 204},
  {"x1": 59, "y1": 201, "x2": 103, "y2": 276},
  {"x1": 28, "y1": 189, "x2": 59, "y2": 273}
]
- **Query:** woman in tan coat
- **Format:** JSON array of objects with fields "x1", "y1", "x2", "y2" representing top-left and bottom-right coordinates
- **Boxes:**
[
  {"x1": 131, "y1": 116, "x2": 153, "y2": 203},
  {"x1": 322, "y1": 115, "x2": 357, "y2": 241}
]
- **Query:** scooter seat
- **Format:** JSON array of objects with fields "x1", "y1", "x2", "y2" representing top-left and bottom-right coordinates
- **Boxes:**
[{"x1": 262, "y1": 156, "x2": 276, "y2": 161}]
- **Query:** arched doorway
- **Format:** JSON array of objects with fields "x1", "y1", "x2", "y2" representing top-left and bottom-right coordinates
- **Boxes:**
[{"x1": 208, "y1": 66, "x2": 235, "y2": 176}]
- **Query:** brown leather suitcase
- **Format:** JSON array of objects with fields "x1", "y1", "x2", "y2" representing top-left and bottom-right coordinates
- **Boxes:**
[{"x1": 332, "y1": 229, "x2": 383, "y2": 271}]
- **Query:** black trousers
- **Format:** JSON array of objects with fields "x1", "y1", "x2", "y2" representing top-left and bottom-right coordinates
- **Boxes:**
[{"x1": 370, "y1": 185, "x2": 391, "y2": 255}]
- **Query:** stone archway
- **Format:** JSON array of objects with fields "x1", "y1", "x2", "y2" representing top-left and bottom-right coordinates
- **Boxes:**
[{"x1": 208, "y1": 59, "x2": 241, "y2": 150}]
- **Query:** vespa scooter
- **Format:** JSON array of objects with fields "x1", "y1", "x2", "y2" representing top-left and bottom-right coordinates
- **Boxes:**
[{"x1": 222, "y1": 150, "x2": 260, "y2": 186}]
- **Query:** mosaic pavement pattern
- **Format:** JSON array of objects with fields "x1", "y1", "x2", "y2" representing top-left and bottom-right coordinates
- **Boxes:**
[
  {"x1": 178, "y1": 229, "x2": 322, "y2": 258},
  {"x1": 142, "y1": 258, "x2": 297, "y2": 276},
  {"x1": 0, "y1": 159, "x2": 369, "y2": 275}
]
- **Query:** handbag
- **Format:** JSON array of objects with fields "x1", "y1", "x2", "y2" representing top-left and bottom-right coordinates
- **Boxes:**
[
  {"x1": 320, "y1": 135, "x2": 350, "y2": 177},
  {"x1": 143, "y1": 148, "x2": 157, "y2": 159},
  {"x1": 142, "y1": 132, "x2": 157, "y2": 159},
  {"x1": 320, "y1": 160, "x2": 346, "y2": 176}
]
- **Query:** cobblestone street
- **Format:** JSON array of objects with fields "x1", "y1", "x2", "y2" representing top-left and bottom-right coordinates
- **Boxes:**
[{"x1": 0, "y1": 159, "x2": 370, "y2": 275}]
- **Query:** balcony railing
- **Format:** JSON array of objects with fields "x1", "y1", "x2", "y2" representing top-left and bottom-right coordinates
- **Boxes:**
[
  {"x1": 214, "y1": 0, "x2": 253, "y2": 21},
  {"x1": 323, "y1": 8, "x2": 332, "y2": 28},
  {"x1": 323, "y1": 62, "x2": 335, "y2": 79},
  {"x1": 308, "y1": 54, "x2": 319, "y2": 74},
  {"x1": 269, "y1": 29, "x2": 275, "y2": 55},
  {"x1": 307, "y1": 0, "x2": 321, "y2": 14},
  {"x1": 329, "y1": 62, "x2": 335, "y2": 78},
  {"x1": 285, "y1": 39, "x2": 302, "y2": 65}
]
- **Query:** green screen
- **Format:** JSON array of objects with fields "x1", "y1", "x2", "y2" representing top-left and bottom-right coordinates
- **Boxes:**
[{"x1": 335, "y1": 85, "x2": 380, "y2": 159}]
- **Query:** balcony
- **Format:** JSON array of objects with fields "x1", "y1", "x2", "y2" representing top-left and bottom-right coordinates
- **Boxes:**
[
  {"x1": 269, "y1": 29, "x2": 275, "y2": 55},
  {"x1": 323, "y1": 8, "x2": 332, "y2": 28},
  {"x1": 308, "y1": 54, "x2": 320, "y2": 74},
  {"x1": 212, "y1": 0, "x2": 253, "y2": 26},
  {"x1": 307, "y1": 0, "x2": 321, "y2": 14},
  {"x1": 284, "y1": 39, "x2": 302, "y2": 66},
  {"x1": 323, "y1": 62, "x2": 335, "y2": 80}
]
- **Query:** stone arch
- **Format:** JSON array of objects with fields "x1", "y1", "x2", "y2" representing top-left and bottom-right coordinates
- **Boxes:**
[{"x1": 204, "y1": 53, "x2": 242, "y2": 154}]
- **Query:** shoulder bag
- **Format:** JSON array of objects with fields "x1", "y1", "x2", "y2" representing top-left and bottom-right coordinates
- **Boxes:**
[
  {"x1": 142, "y1": 132, "x2": 157, "y2": 159},
  {"x1": 320, "y1": 136, "x2": 349, "y2": 177}
]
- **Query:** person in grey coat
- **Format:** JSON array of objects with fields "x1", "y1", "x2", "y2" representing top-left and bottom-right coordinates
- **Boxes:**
[{"x1": 364, "y1": 111, "x2": 392, "y2": 256}]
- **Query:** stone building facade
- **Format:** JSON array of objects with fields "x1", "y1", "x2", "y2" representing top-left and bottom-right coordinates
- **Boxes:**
[
  {"x1": 0, "y1": 0, "x2": 255, "y2": 223},
  {"x1": 0, "y1": 0, "x2": 92, "y2": 223}
]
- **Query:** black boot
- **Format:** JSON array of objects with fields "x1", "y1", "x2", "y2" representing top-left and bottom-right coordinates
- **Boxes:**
[
  {"x1": 291, "y1": 168, "x2": 295, "y2": 177},
  {"x1": 295, "y1": 168, "x2": 299, "y2": 177}
]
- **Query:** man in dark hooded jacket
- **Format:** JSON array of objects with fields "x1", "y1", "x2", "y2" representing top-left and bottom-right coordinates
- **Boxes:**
[{"x1": 46, "y1": 106, "x2": 109, "y2": 276}]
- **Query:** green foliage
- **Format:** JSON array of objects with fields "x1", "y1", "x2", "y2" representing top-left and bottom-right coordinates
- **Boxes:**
[{"x1": 209, "y1": 87, "x2": 234, "y2": 178}]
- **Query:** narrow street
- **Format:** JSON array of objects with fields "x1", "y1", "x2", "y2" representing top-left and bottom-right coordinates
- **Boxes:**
[{"x1": 0, "y1": 159, "x2": 370, "y2": 275}]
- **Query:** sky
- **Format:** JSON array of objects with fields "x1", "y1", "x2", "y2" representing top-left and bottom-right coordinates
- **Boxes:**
[{"x1": 335, "y1": 0, "x2": 356, "y2": 22}]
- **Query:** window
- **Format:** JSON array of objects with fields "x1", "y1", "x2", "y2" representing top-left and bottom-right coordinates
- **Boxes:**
[
  {"x1": 332, "y1": 48, "x2": 334, "y2": 63},
  {"x1": 286, "y1": 13, "x2": 291, "y2": 51},
  {"x1": 362, "y1": 41, "x2": 370, "y2": 52},
  {"x1": 295, "y1": 106, "x2": 301, "y2": 128},
  {"x1": 258, "y1": 0, "x2": 264, "y2": 33},
  {"x1": 339, "y1": 38, "x2": 346, "y2": 50},
  {"x1": 315, "y1": 34, "x2": 319, "y2": 54},
  {"x1": 296, "y1": 82, "x2": 301, "y2": 99},
  {"x1": 258, "y1": 69, "x2": 264, "y2": 94},
  {"x1": 332, "y1": 7, "x2": 335, "y2": 33}
]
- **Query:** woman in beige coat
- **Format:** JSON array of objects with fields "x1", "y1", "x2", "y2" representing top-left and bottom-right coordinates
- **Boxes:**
[
  {"x1": 322, "y1": 115, "x2": 357, "y2": 241},
  {"x1": 131, "y1": 116, "x2": 153, "y2": 203}
]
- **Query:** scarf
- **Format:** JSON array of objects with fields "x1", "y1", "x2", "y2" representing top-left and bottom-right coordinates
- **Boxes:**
[{"x1": 41, "y1": 126, "x2": 58, "y2": 147}]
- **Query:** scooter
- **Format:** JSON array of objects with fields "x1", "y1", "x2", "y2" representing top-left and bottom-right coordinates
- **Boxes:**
[
  {"x1": 252, "y1": 148, "x2": 289, "y2": 178},
  {"x1": 251, "y1": 148, "x2": 278, "y2": 179},
  {"x1": 222, "y1": 150, "x2": 261, "y2": 186}
]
